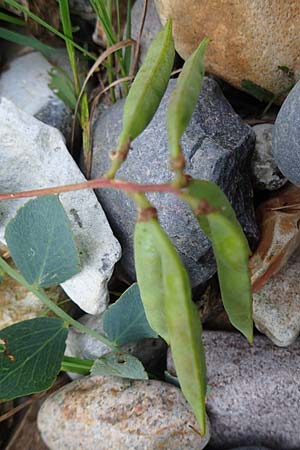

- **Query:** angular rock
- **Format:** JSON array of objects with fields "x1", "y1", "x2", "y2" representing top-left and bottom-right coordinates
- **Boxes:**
[
  {"x1": 66, "y1": 312, "x2": 167, "y2": 377},
  {"x1": 131, "y1": 0, "x2": 162, "y2": 63},
  {"x1": 0, "y1": 98, "x2": 121, "y2": 314},
  {"x1": 253, "y1": 249, "x2": 300, "y2": 347},
  {"x1": 38, "y1": 376, "x2": 211, "y2": 450},
  {"x1": 252, "y1": 124, "x2": 286, "y2": 191},
  {"x1": 273, "y1": 81, "x2": 300, "y2": 185},
  {"x1": 91, "y1": 77, "x2": 258, "y2": 286},
  {"x1": 167, "y1": 331, "x2": 300, "y2": 449},
  {"x1": 0, "y1": 52, "x2": 73, "y2": 144},
  {"x1": 154, "y1": 0, "x2": 300, "y2": 94}
]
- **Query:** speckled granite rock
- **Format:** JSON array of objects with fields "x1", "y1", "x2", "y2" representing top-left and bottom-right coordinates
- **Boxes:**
[
  {"x1": 66, "y1": 312, "x2": 167, "y2": 378},
  {"x1": 252, "y1": 124, "x2": 286, "y2": 191},
  {"x1": 253, "y1": 249, "x2": 300, "y2": 347},
  {"x1": 273, "y1": 81, "x2": 300, "y2": 185},
  {"x1": 167, "y1": 331, "x2": 300, "y2": 449},
  {"x1": 38, "y1": 376, "x2": 210, "y2": 450},
  {"x1": 92, "y1": 77, "x2": 258, "y2": 287}
]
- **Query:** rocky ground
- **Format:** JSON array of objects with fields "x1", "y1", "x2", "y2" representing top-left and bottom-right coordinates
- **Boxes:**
[{"x1": 1, "y1": 0, "x2": 300, "y2": 449}]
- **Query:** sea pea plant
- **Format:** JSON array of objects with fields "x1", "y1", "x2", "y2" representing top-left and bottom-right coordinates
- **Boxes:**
[{"x1": 0, "y1": 20, "x2": 252, "y2": 436}]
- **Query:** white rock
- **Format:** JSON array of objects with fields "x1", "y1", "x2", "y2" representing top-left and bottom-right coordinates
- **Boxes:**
[
  {"x1": 0, "y1": 97, "x2": 121, "y2": 314},
  {"x1": 0, "y1": 52, "x2": 72, "y2": 141}
]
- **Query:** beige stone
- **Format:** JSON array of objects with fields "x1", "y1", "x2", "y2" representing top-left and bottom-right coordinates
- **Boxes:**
[
  {"x1": 154, "y1": 0, "x2": 300, "y2": 94},
  {"x1": 0, "y1": 251, "x2": 68, "y2": 329}
]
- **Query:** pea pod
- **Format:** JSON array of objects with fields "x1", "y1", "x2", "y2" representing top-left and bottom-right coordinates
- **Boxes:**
[
  {"x1": 134, "y1": 216, "x2": 207, "y2": 435},
  {"x1": 167, "y1": 38, "x2": 209, "y2": 159},
  {"x1": 118, "y1": 18, "x2": 175, "y2": 148},
  {"x1": 208, "y1": 212, "x2": 253, "y2": 342},
  {"x1": 134, "y1": 220, "x2": 169, "y2": 343},
  {"x1": 187, "y1": 180, "x2": 252, "y2": 342},
  {"x1": 187, "y1": 179, "x2": 249, "y2": 244}
]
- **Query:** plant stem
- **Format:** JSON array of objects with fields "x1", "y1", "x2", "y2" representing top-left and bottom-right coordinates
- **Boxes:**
[
  {"x1": 0, "y1": 178, "x2": 180, "y2": 201},
  {"x1": 0, "y1": 257, "x2": 117, "y2": 351},
  {"x1": 61, "y1": 355, "x2": 94, "y2": 374}
]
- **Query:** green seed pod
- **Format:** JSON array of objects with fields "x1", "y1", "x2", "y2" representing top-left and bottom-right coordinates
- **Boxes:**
[
  {"x1": 118, "y1": 18, "x2": 175, "y2": 147},
  {"x1": 134, "y1": 220, "x2": 169, "y2": 343},
  {"x1": 167, "y1": 38, "x2": 209, "y2": 159},
  {"x1": 207, "y1": 212, "x2": 253, "y2": 343},
  {"x1": 186, "y1": 180, "x2": 253, "y2": 343},
  {"x1": 134, "y1": 215, "x2": 207, "y2": 435}
]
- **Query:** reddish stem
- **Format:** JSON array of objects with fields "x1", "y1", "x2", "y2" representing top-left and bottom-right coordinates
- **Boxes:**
[{"x1": 0, "y1": 178, "x2": 180, "y2": 201}]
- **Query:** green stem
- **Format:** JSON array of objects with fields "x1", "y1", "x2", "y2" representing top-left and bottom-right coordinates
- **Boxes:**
[
  {"x1": 0, "y1": 257, "x2": 117, "y2": 351},
  {"x1": 61, "y1": 355, "x2": 94, "y2": 374}
]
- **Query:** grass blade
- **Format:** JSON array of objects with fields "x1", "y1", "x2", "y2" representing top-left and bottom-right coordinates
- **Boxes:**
[
  {"x1": 0, "y1": 11, "x2": 25, "y2": 25},
  {"x1": 3, "y1": 0, "x2": 96, "y2": 60},
  {"x1": 0, "y1": 27, "x2": 61, "y2": 56}
]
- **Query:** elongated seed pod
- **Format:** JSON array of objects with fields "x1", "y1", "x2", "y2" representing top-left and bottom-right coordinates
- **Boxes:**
[
  {"x1": 134, "y1": 220, "x2": 169, "y2": 343},
  {"x1": 207, "y1": 212, "x2": 253, "y2": 343},
  {"x1": 134, "y1": 216, "x2": 207, "y2": 435},
  {"x1": 118, "y1": 18, "x2": 175, "y2": 147},
  {"x1": 167, "y1": 38, "x2": 209, "y2": 159}
]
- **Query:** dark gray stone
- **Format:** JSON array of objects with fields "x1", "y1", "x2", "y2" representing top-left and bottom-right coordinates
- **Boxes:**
[
  {"x1": 229, "y1": 447, "x2": 272, "y2": 450},
  {"x1": 69, "y1": 0, "x2": 95, "y2": 20},
  {"x1": 273, "y1": 81, "x2": 300, "y2": 185},
  {"x1": 91, "y1": 77, "x2": 258, "y2": 287},
  {"x1": 168, "y1": 331, "x2": 300, "y2": 449},
  {"x1": 131, "y1": 0, "x2": 162, "y2": 63}
]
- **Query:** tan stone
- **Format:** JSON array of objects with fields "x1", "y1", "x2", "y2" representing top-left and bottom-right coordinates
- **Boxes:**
[
  {"x1": 0, "y1": 250, "x2": 68, "y2": 329},
  {"x1": 154, "y1": 0, "x2": 300, "y2": 94}
]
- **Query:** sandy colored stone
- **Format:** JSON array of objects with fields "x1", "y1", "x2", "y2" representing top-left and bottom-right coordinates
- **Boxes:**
[
  {"x1": 0, "y1": 250, "x2": 68, "y2": 330},
  {"x1": 154, "y1": 0, "x2": 300, "y2": 94},
  {"x1": 38, "y1": 376, "x2": 210, "y2": 450}
]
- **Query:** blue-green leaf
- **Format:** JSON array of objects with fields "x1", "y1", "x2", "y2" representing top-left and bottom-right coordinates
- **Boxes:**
[
  {"x1": 0, "y1": 318, "x2": 68, "y2": 401},
  {"x1": 91, "y1": 352, "x2": 148, "y2": 380},
  {"x1": 103, "y1": 283, "x2": 157, "y2": 346},
  {"x1": 5, "y1": 195, "x2": 80, "y2": 288}
]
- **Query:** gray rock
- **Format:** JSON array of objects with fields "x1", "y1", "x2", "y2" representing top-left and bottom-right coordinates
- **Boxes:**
[
  {"x1": 0, "y1": 52, "x2": 73, "y2": 144},
  {"x1": 229, "y1": 447, "x2": 272, "y2": 450},
  {"x1": 253, "y1": 249, "x2": 300, "y2": 347},
  {"x1": 91, "y1": 77, "x2": 258, "y2": 286},
  {"x1": 252, "y1": 124, "x2": 287, "y2": 191},
  {"x1": 66, "y1": 312, "x2": 167, "y2": 377},
  {"x1": 131, "y1": 0, "x2": 162, "y2": 62},
  {"x1": 38, "y1": 375, "x2": 211, "y2": 450},
  {"x1": 273, "y1": 81, "x2": 300, "y2": 185},
  {"x1": 69, "y1": 0, "x2": 95, "y2": 20},
  {"x1": 167, "y1": 331, "x2": 300, "y2": 449},
  {"x1": 0, "y1": 98, "x2": 121, "y2": 314}
]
